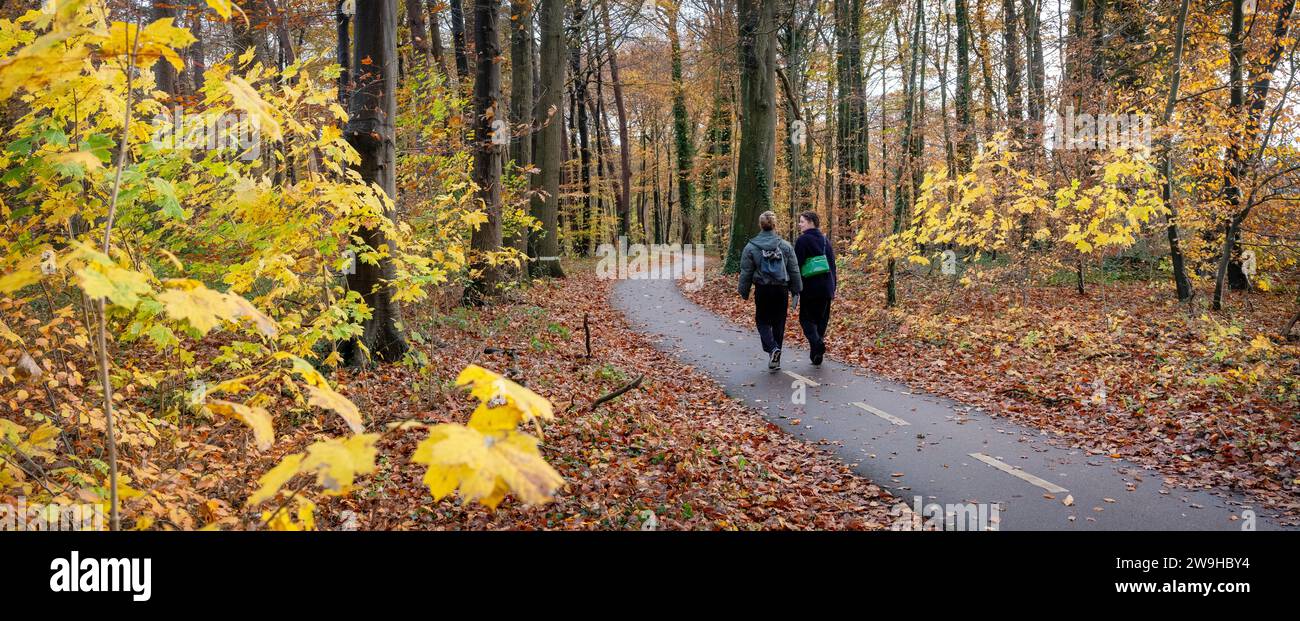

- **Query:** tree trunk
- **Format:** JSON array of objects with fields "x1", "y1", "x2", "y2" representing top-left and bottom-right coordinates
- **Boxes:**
[
  {"x1": 638, "y1": 128, "x2": 649, "y2": 242},
  {"x1": 337, "y1": 0, "x2": 351, "y2": 104},
  {"x1": 568, "y1": 0, "x2": 594, "y2": 255},
  {"x1": 468, "y1": 0, "x2": 503, "y2": 301},
  {"x1": 507, "y1": 0, "x2": 534, "y2": 274},
  {"x1": 668, "y1": 3, "x2": 696, "y2": 245},
  {"x1": 342, "y1": 0, "x2": 409, "y2": 364},
  {"x1": 1160, "y1": 0, "x2": 1192, "y2": 301},
  {"x1": 428, "y1": 1, "x2": 452, "y2": 78},
  {"x1": 592, "y1": 57, "x2": 613, "y2": 247},
  {"x1": 1020, "y1": 0, "x2": 1045, "y2": 149},
  {"x1": 652, "y1": 122, "x2": 664, "y2": 244},
  {"x1": 406, "y1": 0, "x2": 433, "y2": 66},
  {"x1": 725, "y1": 0, "x2": 777, "y2": 273},
  {"x1": 973, "y1": 0, "x2": 996, "y2": 138},
  {"x1": 1215, "y1": 0, "x2": 1296, "y2": 308},
  {"x1": 233, "y1": 0, "x2": 272, "y2": 67},
  {"x1": 449, "y1": 0, "x2": 470, "y2": 79},
  {"x1": 599, "y1": 0, "x2": 632, "y2": 240},
  {"x1": 703, "y1": 79, "x2": 734, "y2": 248},
  {"x1": 887, "y1": 0, "x2": 925, "y2": 307},
  {"x1": 834, "y1": 0, "x2": 866, "y2": 233},
  {"x1": 264, "y1": 0, "x2": 297, "y2": 68},
  {"x1": 1002, "y1": 0, "x2": 1022, "y2": 139},
  {"x1": 531, "y1": 0, "x2": 566, "y2": 277},
  {"x1": 151, "y1": 1, "x2": 178, "y2": 97},
  {"x1": 188, "y1": 1, "x2": 207, "y2": 93},
  {"x1": 954, "y1": 0, "x2": 974, "y2": 171}
]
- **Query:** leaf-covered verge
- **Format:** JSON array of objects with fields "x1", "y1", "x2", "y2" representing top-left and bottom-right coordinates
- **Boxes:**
[
  {"x1": 2, "y1": 262, "x2": 897, "y2": 529},
  {"x1": 312, "y1": 266, "x2": 896, "y2": 530},
  {"x1": 684, "y1": 263, "x2": 1300, "y2": 524}
]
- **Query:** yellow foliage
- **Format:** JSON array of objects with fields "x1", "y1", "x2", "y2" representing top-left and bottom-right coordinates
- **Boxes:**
[
  {"x1": 205, "y1": 0, "x2": 234, "y2": 20},
  {"x1": 248, "y1": 453, "x2": 304, "y2": 505},
  {"x1": 456, "y1": 364, "x2": 555, "y2": 428},
  {"x1": 74, "y1": 263, "x2": 152, "y2": 310},
  {"x1": 262, "y1": 497, "x2": 316, "y2": 531},
  {"x1": 0, "y1": 1, "x2": 550, "y2": 530},
  {"x1": 156, "y1": 281, "x2": 278, "y2": 337},
  {"x1": 224, "y1": 76, "x2": 283, "y2": 142},
  {"x1": 204, "y1": 400, "x2": 274, "y2": 450},
  {"x1": 247, "y1": 434, "x2": 378, "y2": 505},
  {"x1": 97, "y1": 19, "x2": 195, "y2": 72},
  {"x1": 412, "y1": 425, "x2": 563, "y2": 509},
  {"x1": 301, "y1": 434, "x2": 378, "y2": 495}
]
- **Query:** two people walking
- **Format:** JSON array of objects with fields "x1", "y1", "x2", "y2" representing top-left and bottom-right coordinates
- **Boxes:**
[{"x1": 738, "y1": 210, "x2": 837, "y2": 370}]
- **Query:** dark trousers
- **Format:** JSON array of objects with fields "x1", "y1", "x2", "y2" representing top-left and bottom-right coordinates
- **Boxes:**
[
  {"x1": 799, "y1": 295, "x2": 832, "y2": 358},
  {"x1": 753, "y1": 284, "x2": 788, "y2": 353}
]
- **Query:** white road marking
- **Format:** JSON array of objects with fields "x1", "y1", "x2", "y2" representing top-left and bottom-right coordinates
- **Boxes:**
[
  {"x1": 969, "y1": 452, "x2": 1069, "y2": 494},
  {"x1": 782, "y1": 370, "x2": 819, "y2": 386},
  {"x1": 850, "y1": 402, "x2": 909, "y2": 426},
  {"x1": 714, "y1": 339, "x2": 727, "y2": 344}
]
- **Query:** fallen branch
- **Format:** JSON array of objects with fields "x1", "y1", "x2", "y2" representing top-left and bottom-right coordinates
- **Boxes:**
[
  {"x1": 1284, "y1": 307, "x2": 1300, "y2": 341},
  {"x1": 584, "y1": 374, "x2": 644, "y2": 412},
  {"x1": 583, "y1": 313, "x2": 592, "y2": 358}
]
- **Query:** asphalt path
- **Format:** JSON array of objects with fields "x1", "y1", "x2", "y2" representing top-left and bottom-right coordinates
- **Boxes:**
[{"x1": 610, "y1": 265, "x2": 1284, "y2": 531}]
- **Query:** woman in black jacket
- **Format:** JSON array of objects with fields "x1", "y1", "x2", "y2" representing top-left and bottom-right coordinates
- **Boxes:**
[{"x1": 793, "y1": 211, "x2": 837, "y2": 365}]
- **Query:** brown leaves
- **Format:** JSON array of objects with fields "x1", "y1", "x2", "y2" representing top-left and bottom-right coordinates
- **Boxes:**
[
  {"x1": 312, "y1": 268, "x2": 895, "y2": 530},
  {"x1": 684, "y1": 265, "x2": 1300, "y2": 524}
]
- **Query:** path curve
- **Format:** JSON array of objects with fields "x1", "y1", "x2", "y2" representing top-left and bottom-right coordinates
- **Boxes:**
[{"x1": 609, "y1": 260, "x2": 1286, "y2": 530}]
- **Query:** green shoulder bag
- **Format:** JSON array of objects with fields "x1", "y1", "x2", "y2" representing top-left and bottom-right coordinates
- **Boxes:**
[{"x1": 801, "y1": 254, "x2": 830, "y2": 278}]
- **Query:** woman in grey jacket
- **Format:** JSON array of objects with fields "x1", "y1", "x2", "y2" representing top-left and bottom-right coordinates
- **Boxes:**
[{"x1": 738, "y1": 211, "x2": 803, "y2": 370}]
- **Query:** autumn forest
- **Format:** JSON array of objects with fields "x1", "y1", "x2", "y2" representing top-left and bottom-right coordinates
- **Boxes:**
[{"x1": 1, "y1": 0, "x2": 1298, "y2": 535}]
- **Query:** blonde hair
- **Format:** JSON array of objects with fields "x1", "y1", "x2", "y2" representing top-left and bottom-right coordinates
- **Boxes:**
[{"x1": 758, "y1": 211, "x2": 777, "y2": 231}]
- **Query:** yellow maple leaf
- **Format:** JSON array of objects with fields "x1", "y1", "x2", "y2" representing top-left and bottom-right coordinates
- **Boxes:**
[
  {"x1": 74, "y1": 263, "x2": 152, "y2": 309},
  {"x1": 225, "y1": 76, "x2": 283, "y2": 142},
  {"x1": 300, "y1": 434, "x2": 379, "y2": 495},
  {"x1": 456, "y1": 365, "x2": 554, "y2": 430},
  {"x1": 98, "y1": 19, "x2": 195, "y2": 73},
  {"x1": 157, "y1": 281, "x2": 277, "y2": 337},
  {"x1": 0, "y1": 23, "x2": 88, "y2": 101},
  {"x1": 0, "y1": 317, "x2": 23, "y2": 344},
  {"x1": 52, "y1": 150, "x2": 103, "y2": 171},
  {"x1": 247, "y1": 434, "x2": 377, "y2": 505},
  {"x1": 205, "y1": 399, "x2": 274, "y2": 450},
  {"x1": 412, "y1": 424, "x2": 563, "y2": 509},
  {"x1": 248, "y1": 453, "x2": 304, "y2": 505},
  {"x1": 205, "y1": 0, "x2": 234, "y2": 20},
  {"x1": 304, "y1": 384, "x2": 365, "y2": 434},
  {"x1": 156, "y1": 284, "x2": 228, "y2": 334},
  {"x1": 262, "y1": 497, "x2": 316, "y2": 531}
]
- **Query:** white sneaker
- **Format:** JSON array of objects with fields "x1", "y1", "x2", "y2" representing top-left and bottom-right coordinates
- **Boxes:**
[{"x1": 768, "y1": 348, "x2": 782, "y2": 370}]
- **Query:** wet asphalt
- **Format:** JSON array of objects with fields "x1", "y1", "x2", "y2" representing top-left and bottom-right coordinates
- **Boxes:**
[{"x1": 610, "y1": 269, "x2": 1288, "y2": 531}]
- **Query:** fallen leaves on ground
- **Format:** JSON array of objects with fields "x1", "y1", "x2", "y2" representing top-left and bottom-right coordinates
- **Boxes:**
[
  {"x1": 301, "y1": 264, "x2": 896, "y2": 530},
  {"x1": 684, "y1": 262, "x2": 1300, "y2": 523}
]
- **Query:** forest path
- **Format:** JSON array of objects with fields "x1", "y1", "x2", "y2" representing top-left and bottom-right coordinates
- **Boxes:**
[{"x1": 609, "y1": 256, "x2": 1284, "y2": 530}]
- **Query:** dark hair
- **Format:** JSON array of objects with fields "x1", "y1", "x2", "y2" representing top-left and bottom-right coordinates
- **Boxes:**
[{"x1": 798, "y1": 211, "x2": 820, "y2": 228}]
